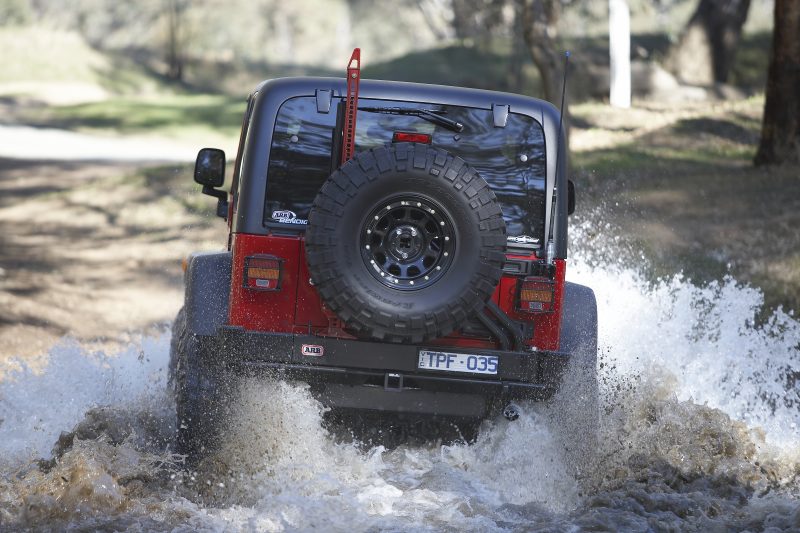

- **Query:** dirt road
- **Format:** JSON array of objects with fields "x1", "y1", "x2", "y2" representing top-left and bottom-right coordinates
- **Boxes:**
[
  {"x1": 0, "y1": 124, "x2": 198, "y2": 162},
  {"x1": 0, "y1": 153, "x2": 226, "y2": 366}
]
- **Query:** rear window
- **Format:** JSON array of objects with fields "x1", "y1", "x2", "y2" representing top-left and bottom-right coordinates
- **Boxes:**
[{"x1": 264, "y1": 96, "x2": 547, "y2": 239}]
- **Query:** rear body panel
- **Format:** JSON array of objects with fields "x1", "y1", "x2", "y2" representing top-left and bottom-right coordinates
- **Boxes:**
[
  {"x1": 229, "y1": 233, "x2": 301, "y2": 332},
  {"x1": 229, "y1": 232, "x2": 565, "y2": 352}
]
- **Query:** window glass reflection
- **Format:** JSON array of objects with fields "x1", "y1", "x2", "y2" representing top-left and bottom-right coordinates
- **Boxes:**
[{"x1": 264, "y1": 96, "x2": 547, "y2": 240}]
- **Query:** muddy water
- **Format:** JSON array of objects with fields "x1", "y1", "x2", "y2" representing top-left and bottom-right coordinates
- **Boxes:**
[{"x1": 1, "y1": 230, "x2": 799, "y2": 531}]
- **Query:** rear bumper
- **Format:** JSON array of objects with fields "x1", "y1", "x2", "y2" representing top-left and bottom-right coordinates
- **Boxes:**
[{"x1": 200, "y1": 326, "x2": 570, "y2": 419}]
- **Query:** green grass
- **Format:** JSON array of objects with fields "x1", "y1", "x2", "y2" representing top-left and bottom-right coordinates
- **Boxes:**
[
  {"x1": 572, "y1": 100, "x2": 764, "y2": 176},
  {"x1": 575, "y1": 142, "x2": 757, "y2": 177},
  {"x1": 363, "y1": 45, "x2": 532, "y2": 92},
  {"x1": 11, "y1": 42, "x2": 532, "y2": 140},
  {"x1": 0, "y1": 27, "x2": 104, "y2": 84},
  {"x1": 22, "y1": 93, "x2": 244, "y2": 140},
  {"x1": 0, "y1": 26, "x2": 170, "y2": 95}
]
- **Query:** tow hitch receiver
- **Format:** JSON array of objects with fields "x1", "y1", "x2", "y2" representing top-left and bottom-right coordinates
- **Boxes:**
[{"x1": 385, "y1": 372, "x2": 403, "y2": 391}]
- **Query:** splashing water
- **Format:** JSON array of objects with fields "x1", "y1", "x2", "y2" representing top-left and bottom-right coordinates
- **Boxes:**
[
  {"x1": 1, "y1": 233, "x2": 799, "y2": 530},
  {"x1": 0, "y1": 336, "x2": 171, "y2": 462},
  {"x1": 570, "y1": 217, "x2": 800, "y2": 449}
]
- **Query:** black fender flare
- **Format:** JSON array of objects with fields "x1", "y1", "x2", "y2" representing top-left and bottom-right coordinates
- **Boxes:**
[
  {"x1": 171, "y1": 251, "x2": 231, "y2": 463},
  {"x1": 559, "y1": 281, "x2": 598, "y2": 363},
  {"x1": 552, "y1": 282, "x2": 600, "y2": 477},
  {"x1": 183, "y1": 251, "x2": 231, "y2": 336}
]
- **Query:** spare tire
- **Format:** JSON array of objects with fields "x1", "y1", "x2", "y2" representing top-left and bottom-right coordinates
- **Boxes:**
[{"x1": 306, "y1": 143, "x2": 506, "y2": 343}]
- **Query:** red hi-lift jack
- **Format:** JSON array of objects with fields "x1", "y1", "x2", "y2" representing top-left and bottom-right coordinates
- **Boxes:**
[{"x1": 340, "y1": 48, "x2": 361, "y2": 164}]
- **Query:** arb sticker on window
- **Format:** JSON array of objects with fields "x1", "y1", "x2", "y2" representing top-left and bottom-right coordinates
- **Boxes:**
[{"x1": 272, "y1": 210, "x2": 308, "y2": 225}]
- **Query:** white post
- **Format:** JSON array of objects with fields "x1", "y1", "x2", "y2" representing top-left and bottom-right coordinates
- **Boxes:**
[{"x1": 609, "y1": 0, "x2": 631, "y2": 108}]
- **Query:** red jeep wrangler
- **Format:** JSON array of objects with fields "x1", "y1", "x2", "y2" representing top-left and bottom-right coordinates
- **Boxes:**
[{"x1": 171, "y1": 52, "x2": 597, "y2": 459}]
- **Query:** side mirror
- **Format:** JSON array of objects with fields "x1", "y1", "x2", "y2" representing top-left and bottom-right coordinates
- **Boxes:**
[
  {"x1": 194, "y1": 148, "x2": 226, "y2": 188},
  {"x1": 567, "y1": 179, "x2": 576, "y2": 216},
  {"x1": 194, "y1": 148, "x2": 228, "y2": 220}
]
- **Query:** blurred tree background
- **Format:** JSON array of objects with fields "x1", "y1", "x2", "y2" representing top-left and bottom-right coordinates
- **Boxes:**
[
  {"x1": 0, "y1": 0, "x2": 791, "y2": 166},
  {"x1": 0, "y1": 0, "x2": 775, "y2": 96}
]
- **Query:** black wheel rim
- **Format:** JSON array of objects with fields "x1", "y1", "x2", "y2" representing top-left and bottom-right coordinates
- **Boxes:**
[{"x1": 360, "y1": 196, "x2": 456, "y2": 290}]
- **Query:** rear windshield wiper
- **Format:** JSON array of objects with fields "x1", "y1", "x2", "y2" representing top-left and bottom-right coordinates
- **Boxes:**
[{"x1": 358, "y1": 106, "x2": 464, "y2": 132}]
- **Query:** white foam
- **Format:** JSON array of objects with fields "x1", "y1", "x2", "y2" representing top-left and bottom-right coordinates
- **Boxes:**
[
  {"x1": 0, "y1": 334, "x2": 170, "y2": 462},
  {"x1": 1, "y1": 235, "x2": 799, "y2": 529},
  {"x1": 568, "y1": 251, "x2": 800, "y2": 449}
]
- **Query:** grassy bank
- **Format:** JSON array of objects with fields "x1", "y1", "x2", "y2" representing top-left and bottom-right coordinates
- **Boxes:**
[{"x1": 21, "y1": 93, "x2": 244, "y2": 141}]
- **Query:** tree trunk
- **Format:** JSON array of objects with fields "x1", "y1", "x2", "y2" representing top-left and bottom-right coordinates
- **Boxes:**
[
  {"x1": 166, "y1": 0, "x2": 186, "y2": 82},
  {"x1": 414, "y1": 0, "x2": 456, "y2": 42},
  {"x1": 508, "y1": 0, "x2": 526, "y2": 92},
  {"x1": 450, "y1": 0, "x2": 508, "y2": 48},
  {"x1": 520, "y1": 0, "x2": 561, "y2": 104},
  {"x1": 754, "y1": 0, "x2": 800, "y2": 166},
  {"x1": 609, "y1": 0, "x2": 631, "y2": 108},
  {"x1": 667, "y1": 0, "x2": 751, "y2": 85}
]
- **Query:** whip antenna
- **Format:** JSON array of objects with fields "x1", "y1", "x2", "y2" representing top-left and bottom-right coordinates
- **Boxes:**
[
  {"x1": 556, "y1": 51, "x2": 570, "y2": 144},
  {"x1": 546, "y1": 50, "x2": 570, "y2": 264}
]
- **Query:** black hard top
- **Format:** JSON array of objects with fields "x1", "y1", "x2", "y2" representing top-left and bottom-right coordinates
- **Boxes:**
[{"x1": 234, "y1": 77, "x2": 569, "y2": 257}]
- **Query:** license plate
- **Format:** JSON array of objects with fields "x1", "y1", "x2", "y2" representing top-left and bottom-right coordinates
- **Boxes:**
[{"x1": 418, "y1": 350, "x2": 498, "y2": 375}]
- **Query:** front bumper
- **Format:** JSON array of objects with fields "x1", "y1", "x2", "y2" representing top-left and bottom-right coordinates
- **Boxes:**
[{"x1": 200, "y1": 326, "x2": 570, "y2": 419}]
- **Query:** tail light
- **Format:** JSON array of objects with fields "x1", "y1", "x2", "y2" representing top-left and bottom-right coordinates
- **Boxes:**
[
  {"x1": 244, "y1": 255, "x2": 283, "y2": 291},
  {"x1": 517, "y1": 276, "x2": 555, "y2": 314}
]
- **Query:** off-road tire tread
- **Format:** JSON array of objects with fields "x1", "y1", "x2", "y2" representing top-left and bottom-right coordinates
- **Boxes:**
[
  {"x1": 307, "y1": 144, "x2": 506, "y2": 343},
  {"x1": 170, "y1": 308, "x2": 222, "y2": 465}
]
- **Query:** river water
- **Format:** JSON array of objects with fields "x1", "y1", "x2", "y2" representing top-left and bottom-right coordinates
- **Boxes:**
[{"x1": 1, "y1": 222, "x2": 799, "y2": 531}]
